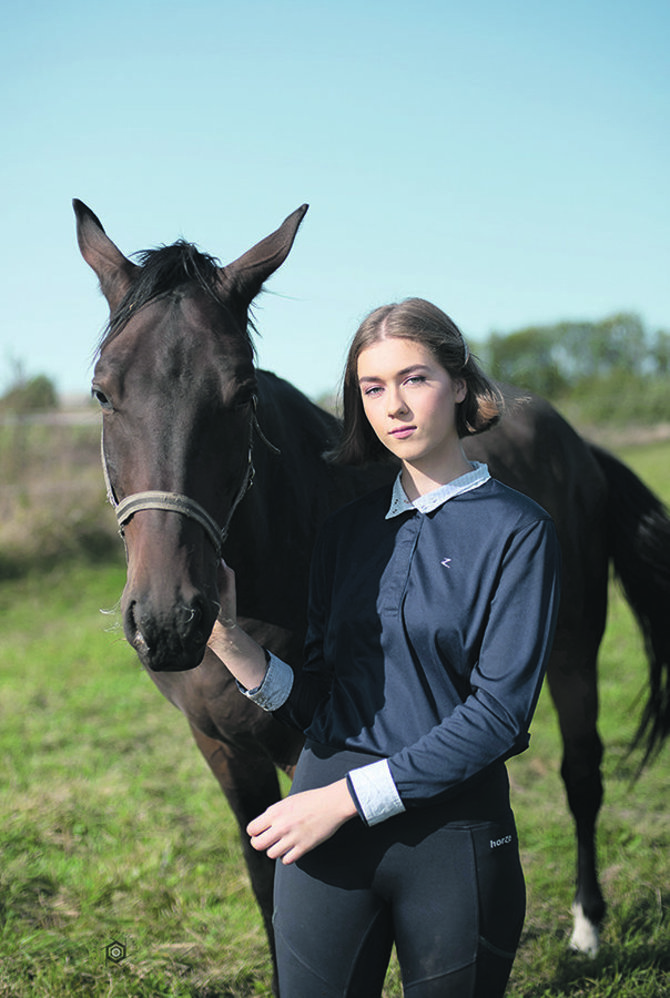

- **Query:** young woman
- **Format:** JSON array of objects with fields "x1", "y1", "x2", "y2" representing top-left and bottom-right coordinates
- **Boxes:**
[{"x1": 208, "y1": 298, "x2": 561, "y2": 997}]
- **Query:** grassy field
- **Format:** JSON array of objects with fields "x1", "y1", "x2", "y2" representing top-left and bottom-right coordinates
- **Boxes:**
[{"x1": 0, "y1": 434, "x2": 668, "y2": 996}]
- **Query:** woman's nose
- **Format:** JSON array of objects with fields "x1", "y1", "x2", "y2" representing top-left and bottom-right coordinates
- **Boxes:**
[{"x1": 387, "y1": 389, "x2": 409, "y2": 417}]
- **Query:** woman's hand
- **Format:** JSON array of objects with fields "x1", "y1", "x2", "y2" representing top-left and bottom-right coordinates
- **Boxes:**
[
  {"x1": 247, "y1": 780, "x2": 358, "y2": 865},
  {"x1": 214, "y1": 558, "x2": 237, "y2": 627},
  {"x1": 207, "y1": 559, "x2": 268, "y2": 690}
]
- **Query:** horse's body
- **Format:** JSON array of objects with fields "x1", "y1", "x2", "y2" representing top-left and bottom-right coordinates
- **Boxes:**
[{"x1": 75, "y1": 201, "x2": 670, "y2": 978}]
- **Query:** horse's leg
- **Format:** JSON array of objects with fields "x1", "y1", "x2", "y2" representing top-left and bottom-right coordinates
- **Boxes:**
[
  {"x1": 546, "y1": 644, "x2": 606, "y2": 955},
  {"x1": 188, "y1": 722, "x2": 280, "y2": 989}
]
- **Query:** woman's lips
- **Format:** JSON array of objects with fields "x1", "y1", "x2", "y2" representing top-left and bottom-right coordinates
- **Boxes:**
[{"x1": 389, "y1": 426, "x2": 416, "y2": 439}]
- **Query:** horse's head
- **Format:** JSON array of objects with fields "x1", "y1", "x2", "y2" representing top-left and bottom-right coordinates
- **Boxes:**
[{"x1": 74, "y1": 200, "x2": 307, "y2": 672}]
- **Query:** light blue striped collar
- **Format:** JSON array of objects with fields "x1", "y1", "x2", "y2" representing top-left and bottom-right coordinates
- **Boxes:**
[{"x1": 385, "y1": 462, "x2": 490, "y2": 519}]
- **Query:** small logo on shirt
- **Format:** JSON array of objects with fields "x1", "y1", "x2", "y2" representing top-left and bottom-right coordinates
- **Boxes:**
[
  {"x1": 490, "y1": 835, "x2": 513, "y2": 849},
  {"x1": 441, "y1": 558, "x2": 452, "y2": 568}
]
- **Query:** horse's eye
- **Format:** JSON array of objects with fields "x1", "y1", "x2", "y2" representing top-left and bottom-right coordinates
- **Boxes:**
[
  {"x1": 233, "y1": 386, "x2": 257, "y2": 410},
  {"x1": 92, "y1": 387, "x2": 113, "y2": 410}
]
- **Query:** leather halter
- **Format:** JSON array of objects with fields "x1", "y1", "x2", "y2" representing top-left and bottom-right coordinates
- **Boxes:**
[{"x1": 100, "y1": 397, "x2": 278, "y2": 557}]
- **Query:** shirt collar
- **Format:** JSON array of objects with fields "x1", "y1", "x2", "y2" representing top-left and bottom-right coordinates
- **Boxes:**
[{"x1": 385, "y1": 462, "x2": 490, "y2": 519}]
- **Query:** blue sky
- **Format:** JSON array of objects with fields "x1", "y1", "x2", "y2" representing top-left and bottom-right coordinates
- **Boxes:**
[{"x1": 2, "y1": 0, "x2": 668, "y2": 401}]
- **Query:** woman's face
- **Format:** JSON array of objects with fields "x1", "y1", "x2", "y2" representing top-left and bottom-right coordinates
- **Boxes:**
[{"x1": 357, "y1": 336, "x2": 466, "y2": 473}]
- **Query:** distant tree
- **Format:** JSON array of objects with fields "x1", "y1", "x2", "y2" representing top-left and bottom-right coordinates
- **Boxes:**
[
  {"x1": 485, "y1": 312, "x2": 657, "y2": 398},
  {"x1": 650, "y1": 329, "x2": 670, "y2": 374},
  {"x1": 0, "y1": 373, "x2": 59, "y2": 414},
  {"x1": 487, "y1": 327, "x2": 568, "y2": 397},
  {"x1": 570, "y1": 313, "x2": 646, "y2": 378}
]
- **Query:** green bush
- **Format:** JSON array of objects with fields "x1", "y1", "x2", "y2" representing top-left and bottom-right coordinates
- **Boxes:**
[{"x1": 0, "y1": 374, "x2": 58, "y2": 414}]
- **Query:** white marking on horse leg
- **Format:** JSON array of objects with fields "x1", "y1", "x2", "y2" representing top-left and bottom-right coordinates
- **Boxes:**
[{"x1": 569, "y1": 902, "x2": 600, "y2": 956}]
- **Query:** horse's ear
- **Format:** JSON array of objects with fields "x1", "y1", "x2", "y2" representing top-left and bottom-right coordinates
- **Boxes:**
[
  {"x1": 218, "y1": 204, "x2": 308, "y2": 305},
  {"x1": 73, "y1": 199, "x2": 140, "y2": 311}
]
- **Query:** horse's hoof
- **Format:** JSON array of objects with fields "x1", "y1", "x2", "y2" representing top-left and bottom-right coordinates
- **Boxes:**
[{"x1": 569, "y1": 902, "x2": 600, "y2": 956}]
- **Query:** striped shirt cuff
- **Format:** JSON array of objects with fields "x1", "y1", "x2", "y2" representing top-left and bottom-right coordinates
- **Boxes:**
[
  {"x1": 346, "y1": 759, "x2": 406, "y2": 826},
  {"x1": 236, "y1": 652, "x2": 294, "y2": 711}
]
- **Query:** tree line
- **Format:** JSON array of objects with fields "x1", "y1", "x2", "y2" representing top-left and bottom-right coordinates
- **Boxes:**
[
  {"x1": 3, "y1": 312, "x2": 669, "y2": 426},
  {"x1": 479, "y1": 312, "x2": 670, "y2": 425}
]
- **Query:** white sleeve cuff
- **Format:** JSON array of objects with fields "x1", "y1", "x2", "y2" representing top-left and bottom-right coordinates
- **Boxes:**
[
  {"x1": 346, "y1": 759, "x2": 406, "y2": 826},
  {"x1": 236, "y1": 652, "x2": 294, "y2": 711}
]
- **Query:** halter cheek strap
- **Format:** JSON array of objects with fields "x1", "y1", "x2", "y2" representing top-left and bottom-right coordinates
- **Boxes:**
[{"x1": 100, "y1": 397, "x2": 276, "y2": 556}]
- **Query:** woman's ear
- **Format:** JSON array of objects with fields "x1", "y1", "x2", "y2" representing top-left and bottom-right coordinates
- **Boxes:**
[{"x1": 454, "y1": 378, "x2": 467, "y2": 404}]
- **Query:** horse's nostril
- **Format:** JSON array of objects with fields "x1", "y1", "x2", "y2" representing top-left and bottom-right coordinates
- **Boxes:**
[
  {"x1": 178, "y1": 598, "x2": 207, "y2": 644},
  {"x1": 125, "y1": 599, "x2": 153, "y2": 655}
]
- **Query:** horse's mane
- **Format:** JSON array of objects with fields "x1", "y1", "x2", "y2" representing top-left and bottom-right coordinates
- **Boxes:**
[{"x1": 97, "y1": 241, "x2": 256, "y2": 355}]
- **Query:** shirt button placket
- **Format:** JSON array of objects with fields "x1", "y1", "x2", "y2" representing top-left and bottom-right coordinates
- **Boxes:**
[{"x1": 380, "y1": 514, "x2": 423, "y2": 615}]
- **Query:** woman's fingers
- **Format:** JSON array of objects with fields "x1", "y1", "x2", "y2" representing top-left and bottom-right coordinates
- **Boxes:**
[
  {"x1": 216, "y1": 558, "x2": 235, "y2": 594},
  {"x1": 246, "y1": 783, "x2": 355, "y2": 865},
  {"x1": 215, "y1": 558, "x2": 237, "y2": 626},
  {"x1": 247, "y1": 814, "x2": 296, "y2": 861}
]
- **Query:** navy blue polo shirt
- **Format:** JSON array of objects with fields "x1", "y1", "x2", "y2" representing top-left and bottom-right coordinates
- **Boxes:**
[{"x1": 245, "y1": 464, "x2": 561, "y2": 823}]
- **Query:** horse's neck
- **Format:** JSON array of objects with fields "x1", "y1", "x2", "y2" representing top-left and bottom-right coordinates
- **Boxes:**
[
  {"x1": 222, "y1": 376, "x2": 337, "y2": 620},
  {"x1": 225, "y1": 371, "x2": 394, "y2": 624},
  {"x1": 229, "y1": 421, "x2": 337, "y2": 562}
]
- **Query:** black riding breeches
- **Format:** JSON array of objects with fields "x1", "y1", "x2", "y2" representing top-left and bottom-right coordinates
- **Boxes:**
[{"x1": 273, "y1": 746, "x2": 525, "y2": 998}]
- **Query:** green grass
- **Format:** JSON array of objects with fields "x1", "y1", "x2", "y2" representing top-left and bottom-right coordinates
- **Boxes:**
[
  {"x1": 0, "y1": 563, "x2": 272, "y2": 997},
  {"x1": 504, "y1": 577, "x2": 670, "y2": 997},
  {"x1": 0, "y1": 440, "x2": 669, "y2": 995}
]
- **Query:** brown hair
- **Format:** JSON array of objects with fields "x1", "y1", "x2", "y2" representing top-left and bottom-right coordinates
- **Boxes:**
[{"x1": 330, "y1": 298, "x2": 504, "y2": 465}]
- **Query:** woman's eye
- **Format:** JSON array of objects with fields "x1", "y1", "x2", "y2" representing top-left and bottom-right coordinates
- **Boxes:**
[
  {"x1": 404, "y1": 375, "x2": 426, "y2": 386},
  {"x1": 363, "y1": 385, "x2": 383, "y2": 398}
]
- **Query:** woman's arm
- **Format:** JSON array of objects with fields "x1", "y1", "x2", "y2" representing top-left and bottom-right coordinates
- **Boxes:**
[
  {"x1": 388, "y1": 516, "x2": 561, "y2": 804},
  {"x1": 208, "y1": 523, "x2": 337, "y2": 727},
  {"x1": 348, "y1": 515, "x2": 562, "y2": 823},
  {"x1": 207, "y1": 557, "x2": 358, "y2": 863},
  {"x1": 207, "y1": 560, "x2": 268, "y2": 691}
]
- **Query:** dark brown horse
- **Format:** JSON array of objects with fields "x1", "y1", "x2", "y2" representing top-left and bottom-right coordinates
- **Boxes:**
[{"x1": 74, "y1": 200, "x2": 670, "y2": 981}]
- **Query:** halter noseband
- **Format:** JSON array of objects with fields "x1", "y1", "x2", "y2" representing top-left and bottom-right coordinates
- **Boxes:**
[{"x1": 100, "y1": 397, "x2": 278, "y2": 557}]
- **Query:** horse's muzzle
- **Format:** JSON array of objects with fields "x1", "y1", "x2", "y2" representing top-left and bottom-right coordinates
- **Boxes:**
[{"x1": 124, "y1": 592, "x2": 214, "y2": 672}]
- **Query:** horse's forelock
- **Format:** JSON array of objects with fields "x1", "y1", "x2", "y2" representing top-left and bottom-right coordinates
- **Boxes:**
[
  {"x1": 133, "y1": 241, "x2": 222, "y2": 288},
  {"x1": 97, "y1": 241, "x2": 255, "y2": 355}
]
